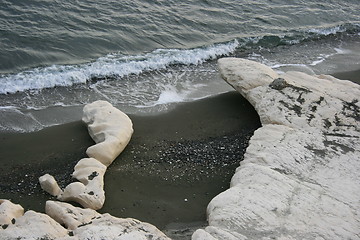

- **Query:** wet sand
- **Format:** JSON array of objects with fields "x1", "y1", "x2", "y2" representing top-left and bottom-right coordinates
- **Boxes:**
[
  {"x1": 0, "y1": 91, "x2": 261, "y2": 237},
  {"x1": 331, "y1": 68, "x2": 360, "y2": 85}
]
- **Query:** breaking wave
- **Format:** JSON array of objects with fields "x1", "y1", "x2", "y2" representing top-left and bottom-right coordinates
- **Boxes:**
[{"x1": 0, "y1": 40, "x2": 239, "y2": 94}]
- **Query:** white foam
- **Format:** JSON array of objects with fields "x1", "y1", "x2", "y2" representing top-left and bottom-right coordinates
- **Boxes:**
[
  {"x1": 156, "y1": 86, "x2": 187, "y2": 105},
  {"x1": 271, "y1": 63, "x2": 308, "y2": 69},
  {"x1": 0, "y1": 40, "x2": 239, "y2": 94},
  {"x1": 334, "y1": 47, "x2": 353, "y2": 55},
  {"x1": 308, "y1": 26, "x2": 345, "y2": 36}
]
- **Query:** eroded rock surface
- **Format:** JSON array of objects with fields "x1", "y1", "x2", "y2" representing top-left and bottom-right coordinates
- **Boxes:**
[
  {"x1": 193, "y1": 58, "x2": 360, "y2": 239},
  {"x1": 0, "y1": 200, "x2": 171, "y2": 240},
  {"x1": 0, "y1": 199, "x2": 24, "y2": 227},
  {"x1": 1, "y1": 210, "x2": 69, "y2": 239},
  {"x1": 39, "y1": 101, "x2": 133, "y2": 210},
  {"x1": 83, "y1": 100, "x2": 134, "y2": 167},
  {"x1": 58, "y1": 158, "x2": 107, "y2": 210}
]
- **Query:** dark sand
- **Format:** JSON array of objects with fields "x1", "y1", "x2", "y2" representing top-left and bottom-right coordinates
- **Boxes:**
[
  {"x1": 331, "y1": 68, "x2": 360, "y2": 85},
  {"x1": 0, "y1": 91, "x2": 261, "y2": 237}
]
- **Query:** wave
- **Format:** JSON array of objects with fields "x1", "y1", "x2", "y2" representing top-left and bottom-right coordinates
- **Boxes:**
[
  {"x1": 1, "y1": 23, "x2": 358, "y2": 95},
  {"x1": 0, "y1": 40, "x2": 239, "y2": 94},
  {"x1": 239, "y1": 23, "x2": 360, "y2": 49}
]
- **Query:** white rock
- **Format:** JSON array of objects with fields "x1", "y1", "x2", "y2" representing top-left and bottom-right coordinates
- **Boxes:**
[
  {"x1": 39, "y1": 100, "x2": 133, "y2": 210},
  {"x1": 0, "y1": 200, "x2": 171, "y2": 240},
  {"x1": 193, "y1": 58, "x2": 360, "y2": 239},
  {"x1": 45, "y1": 200, "x2": 171, "y2": 240},
  {"x1": 39, "y1": 173, "x2": 63, "y2": 197},
  {"x1": 39, "y1": 158, "x2": 107, "y2": 210},
  {"x1": 83, "y1": 100, "x2": 134, "y2": 167},
  {"x1": 192, "y1": 229, "x2": 218, "y2": 240},
  {"x1": 218, "y1": 57, "x2": 279, "y2": 95},
  {"x1": 73, "y1": 213, "x2": 171, "y2": 240},
  {"x1": 193, "y1": 226, "x2": 246, "y2": 240},
  {"x1": 0, "y1": 199, "x2": 24, "y2": 226},
  {"x1": 58, "y1": 158, "x2": 107, "y2": 210},
  {"x1": 0, "y1": 210, "x2": 68, "y2": 239},
  {"x1": 45, "y1": 200, "x2": 101, "y2": 230}
]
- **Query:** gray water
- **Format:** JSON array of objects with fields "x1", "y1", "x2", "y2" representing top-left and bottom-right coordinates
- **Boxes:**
[{"x1": 1, "y1": 0, "x2": 359, "y2": 73}]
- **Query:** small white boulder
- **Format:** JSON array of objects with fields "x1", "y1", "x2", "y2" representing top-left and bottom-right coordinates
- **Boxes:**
[
  {"x1": 39, "y1": 173, "x2": 63, "y2": 197},
  {"x1": 58, "y1": 158, "x2": 107, "y2": 210}
]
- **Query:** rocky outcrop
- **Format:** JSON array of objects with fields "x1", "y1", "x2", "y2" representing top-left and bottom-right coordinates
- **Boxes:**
[
  {"x1": 193, "y1": 58, "x2": 360, "y2": 239},
  {"x1": 83, "y1": 100, "x2": 134, "y2": 167},
  {"x1": 0, "y1": 200, "x2": 171, "y2": 240},
  {"x1": 39, "y1": 101, "x2": 133, "y2": 210}
]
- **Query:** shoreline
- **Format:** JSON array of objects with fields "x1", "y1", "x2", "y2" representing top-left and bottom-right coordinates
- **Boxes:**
[
  {"x1": 0, "y1": 91, "x2": 261, "y2": 235},
  {"x1": 330, "y1": 68, "x2": 360, "y2": 85},
  {"x1": 0, "y1": 68, "x2": 359, "y2": 239}
]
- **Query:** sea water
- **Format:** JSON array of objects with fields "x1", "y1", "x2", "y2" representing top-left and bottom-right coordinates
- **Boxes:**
[{"x1": 0, "y1": 0, "x2": 359, "y2": 131}]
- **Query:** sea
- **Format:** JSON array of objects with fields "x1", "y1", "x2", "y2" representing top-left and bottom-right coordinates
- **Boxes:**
[{"x1": 0, "y1": 0, "x2": 359, "y2": 132}]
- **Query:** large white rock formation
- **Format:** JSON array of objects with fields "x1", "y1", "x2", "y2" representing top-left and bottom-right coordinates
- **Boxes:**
[
  {"x1": 39, "y1": 101, "x2": 133, "y2": 210},
  {"x1": 83, "y1": 100, "x2": 134, "y2": 167},
  {"x1": 0, "y1": 200, "x2": 171, "y2": 240},
  {"x1": 193, "y1": 58, "x2": 360, "y2": 239}
]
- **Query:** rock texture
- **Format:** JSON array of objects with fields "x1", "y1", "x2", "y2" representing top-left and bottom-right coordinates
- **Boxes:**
[
  {"x1": 0, "y1": 199, "x2": 24, "y2": 226},
  {"x1": 58, "y1": 158, "x2": 107, "y2": 210},
  {"x1": 0, "y1": 200, "x2": 171, "y2": 240},
  {"x1": 39, "y1": 101, "x2": 133, "y2": 210},
  {"x1": 45, "y1": 200, "x2": 171, "y2": 240},
  {"x1": 193, "y1": 58, "x2": 360, "y2": 239},
  {"x1": 83, "y1": 100, "x2": 134, "y2": 167},
  {"x1": 1, "y1": 210, "x2": 69, "y2": 239}
]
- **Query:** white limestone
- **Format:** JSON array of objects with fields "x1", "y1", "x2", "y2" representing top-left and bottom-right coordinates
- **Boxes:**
[
  {"x1": 39, "y1": 158, "x2": 107, "y2": 210},
  {"x1": 218, "y1": 57, "x2": 279, "y2": 94},
  {"x1": 0, "y1": 210, "x2": 69, "y2": 239},
  {"x1": 0, "y1": 199, "x2": 24, "y2": 226},
  {"x1": 0, "y1": 200, "x2": 171, "y2": 240},
  {"x1": 83, "y1": 100, "x2": 134, "y2": 167},
  {"x1": 39, "y1": 101, "x2": 133, "y2": 210},
  {"x1": 45, "y1": 200, "x2": 102, "y2": 230},
  {"x1": 72, "y1": 213, "x2": 171, "y2": 240},
  {"x1": 57, "y1": 157, "x2": 107, "y2": 210},
  {"x1": 39, "y1": 174, "x2": 63, "y2": 197},
  {"x1": 193, "y1": 58, "x2": 360, "y2": 239}
]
